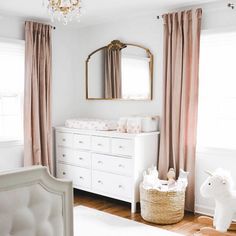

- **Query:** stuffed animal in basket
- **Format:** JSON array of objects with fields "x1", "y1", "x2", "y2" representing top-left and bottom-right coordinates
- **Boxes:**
[
  {"x1": 167, "y1": 168, "x2": 176, "y2": 185},
  {"x1": 143, "y1": 166, "x2": 161, "y2": 189},
  {"x1": 199, "y1": 168, "x2": 236, "y2": 235},
  {"x1": 177, "y1": 169, "x2": 189, "y2": 189}
]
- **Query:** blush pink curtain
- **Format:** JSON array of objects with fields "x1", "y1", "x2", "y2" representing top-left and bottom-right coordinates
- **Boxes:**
[
  {"x1": 158, "y1": 9, "x2": 202, "y2": 212},
  {"x1": 24, "y1": 21, "x2": 53, "y2": 173},
  {"x1": 104, "y1": 47, "x2": 122, "y2": 99}
]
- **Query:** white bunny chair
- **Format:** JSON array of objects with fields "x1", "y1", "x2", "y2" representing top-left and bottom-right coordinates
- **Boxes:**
[{"x1": 0, "y1": 166, "x2": 73, "y2": 236}]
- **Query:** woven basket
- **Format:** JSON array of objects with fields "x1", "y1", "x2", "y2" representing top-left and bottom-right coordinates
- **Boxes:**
[{"x1": 140, "y1": 184, "x2": 185, "y2": 224}]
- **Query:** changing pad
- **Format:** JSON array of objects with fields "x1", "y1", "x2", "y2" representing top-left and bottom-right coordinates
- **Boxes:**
[{"x1": 65, "y1": 118, "x2": 118, "y2": 131}]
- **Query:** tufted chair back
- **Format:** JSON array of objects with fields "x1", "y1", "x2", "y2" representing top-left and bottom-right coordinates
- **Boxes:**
[{"x1": 0, "y1": 166, "x2": 73, "y2": 236}]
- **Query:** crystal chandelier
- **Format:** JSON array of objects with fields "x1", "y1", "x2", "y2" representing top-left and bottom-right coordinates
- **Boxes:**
[{"x1": 44, "y1": 0, "x2": 83, "y2": 25}]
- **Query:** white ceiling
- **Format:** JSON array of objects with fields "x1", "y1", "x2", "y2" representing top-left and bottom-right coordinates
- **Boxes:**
[{"x1": 0, "y1": 0, "x2": 219, "y2": 27}]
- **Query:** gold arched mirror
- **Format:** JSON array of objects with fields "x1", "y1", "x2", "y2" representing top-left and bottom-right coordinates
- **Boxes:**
[{"x1": 86, "y1": 40, "x2": 153, "y2": 100}]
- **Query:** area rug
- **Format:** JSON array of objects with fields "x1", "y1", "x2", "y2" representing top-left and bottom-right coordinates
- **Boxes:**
[{"x1": 74, "y1": 206, "x2": 183, "y2": 236}]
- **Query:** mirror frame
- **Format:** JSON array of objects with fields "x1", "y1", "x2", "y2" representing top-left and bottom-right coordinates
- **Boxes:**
[{"x1": 85, "y1": 40, "x2": 154, "y2": 100}]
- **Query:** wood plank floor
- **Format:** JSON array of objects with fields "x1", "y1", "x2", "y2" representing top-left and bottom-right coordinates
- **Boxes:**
[{"x1": 74, "y1": 189, "x2": 236, "y2": 236}]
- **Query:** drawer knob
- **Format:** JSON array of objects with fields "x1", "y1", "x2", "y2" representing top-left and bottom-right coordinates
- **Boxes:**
[
  {"x1": 62, "y1": 138, "x2": 66, "y2": 142},
  {"x1": 119, "y1": 145, "x2": 123, "y2": 149},
  {"x1": 78, "y1": 141, "x2": 83, "y2": 144},
  {"x1": 63, "y1": 172, "x2": 66, "y2": 175},
  {"x1": 118, "y1": 164, "x2": 124, "y2": 168},
  {"x1": 79, "y1": 176, "x2": 84, "y2": 180},
  {"x1": 98, "y1": 180, "x2": 103, "y2": 184},
  {"x1": 97, "y1": 143, "x2": 102, "y2": 146},
  {"x1": 79, "y1": 157, "x2": 84, "y2": 160},
  {"x1": 62, "y1": 154, "x2": 66, "y2": 157},
  {"x1": 98, "y1": 161, "x2": 103, "y2": 164},
  {"x1": 118, "y1": 185, "x2": 123, "y2": 188}
]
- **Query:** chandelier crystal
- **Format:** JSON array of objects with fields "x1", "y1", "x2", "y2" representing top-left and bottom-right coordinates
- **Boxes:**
[{"x1": 44, "y1": 0, "x2": 83, "y2": 25}]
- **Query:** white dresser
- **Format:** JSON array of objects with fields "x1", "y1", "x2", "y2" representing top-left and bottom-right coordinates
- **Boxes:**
[{"x1": 55, "y1": 127, "x2": 159, "y2": 213}]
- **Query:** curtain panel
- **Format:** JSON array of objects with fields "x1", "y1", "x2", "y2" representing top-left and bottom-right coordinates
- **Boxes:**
[
  {"x1": 158, "y1": 9, "x2": 202, "y2": 212},
  {"x1": 24, "y1": 21, "x2": 53, "y2": 173},
  {"x1": 104, "y1": 46, "x2": 122, "y2": 99}
]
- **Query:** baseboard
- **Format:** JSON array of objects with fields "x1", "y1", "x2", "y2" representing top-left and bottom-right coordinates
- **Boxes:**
[
  {"x1": 195, "y1": 204, "x2": 236, "y2": 221},
  {"x1": 195, "y1": 204, "x2": 214, "y2": 216}
]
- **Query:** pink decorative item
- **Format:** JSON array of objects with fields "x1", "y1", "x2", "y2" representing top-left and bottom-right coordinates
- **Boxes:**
[{"x1": 127, "y1": 118, "x2": 142, "y2": 134}]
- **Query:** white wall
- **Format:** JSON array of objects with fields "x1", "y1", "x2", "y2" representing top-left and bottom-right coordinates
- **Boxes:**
[
  {"x1": 51, "y1": 27, "x2": 79, "y2": 126},
  {"x1": 0, "y1": 16, "x2": 79, "y2": 170},
  {"x1": 0, "y1": 17, "x2": 24, "y2": 40},
  {"x1": 0, "y1": 142, "x2": 23, "y2": 171},
  {"x1": 74, "y1": 16, "x2": 163, "y2": 119}
]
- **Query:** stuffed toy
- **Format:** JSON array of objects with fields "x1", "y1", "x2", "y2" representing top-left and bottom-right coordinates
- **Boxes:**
[
  {"x1": 167, "y1": 168, "x2": 176, "y2": 181},
  {"x1": 142, "y1": 166, "x2": 160, "y2": 189},
  {"x1": 177, "y1": 169, "x2": 189, "y2": 190},
  {"x1": 198, "y1": 168, "x2": 236, "y2": 235},
  {"x1": 166, "y1": 168, "x2": 176, "y2": 188}
]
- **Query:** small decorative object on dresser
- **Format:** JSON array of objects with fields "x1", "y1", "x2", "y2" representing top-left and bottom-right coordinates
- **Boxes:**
[
  {"x1": 55, "y1": 126, "x2": 159, "y2": 213},
  {"x1": 117, "y1": 116, "x2": 159, "y2": 134},
  {"x1": 126, "y1": 117, "x2": 142, "y2": 134},
  {"x1": 117, "y1": 117, "x2": 128, "y2": 133}
]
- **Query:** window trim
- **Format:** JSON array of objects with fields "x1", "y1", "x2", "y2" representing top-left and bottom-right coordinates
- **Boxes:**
[
  {"x1": 201, "y1": 26, "x2": 236, "y2": 38},
  {"x1": 196, "y1": 146, "x2": 236, "y2": 156},
  {"x1": 0, "y1": 140, "x2": 23, "y2": 147},
  {"x1": 0, "y1": 37, "x2": 25, "y2": 46}
]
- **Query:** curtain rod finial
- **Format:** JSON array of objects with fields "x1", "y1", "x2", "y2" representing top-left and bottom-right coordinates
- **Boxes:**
[{"x1": 228, "y1": 3, "x2": 235, "y2": 9}]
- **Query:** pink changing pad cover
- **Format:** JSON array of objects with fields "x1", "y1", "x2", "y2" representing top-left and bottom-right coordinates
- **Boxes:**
[{"x1": 65, "y1": 118, "x2": 118, "y2": 131}]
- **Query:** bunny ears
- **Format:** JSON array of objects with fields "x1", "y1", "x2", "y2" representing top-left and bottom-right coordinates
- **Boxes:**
[
  {"x1": 205, "y1": 170, "x2": 213, "y2": 176},
  {"x1": 205, "y1": 169, "x2": 234, "y2": 187}
]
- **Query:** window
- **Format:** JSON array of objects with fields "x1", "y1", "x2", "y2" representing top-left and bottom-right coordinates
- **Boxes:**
[
  {"x1": 197, "y1": 32, "x2": 236, "y2": 150},
  {"x1": 0, "y1": 39, "x2": 24, "y2": 142},
  {"x1": 121, "y1": 55, "x2": 150, "y2": 99}
]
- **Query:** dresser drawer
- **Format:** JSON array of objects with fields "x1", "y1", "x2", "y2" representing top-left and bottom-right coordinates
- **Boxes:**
[
  {"x1": 57, "y1": 147, "x2": 74, "y2": 163},
  {"x1": 92, "y1": 171, "x2": 132, "y2": 199},
  {"x1": 73, "y1": 167, "x2": 91, "y2": 189},
  {"x1": 57, "y1": 163, "x2": 74, "y2": 180},
  {"x1": 57, "y1": 163, "x2": 91, "y2": 189},
  {"x1": 92, "y1": 154, "x2": 133, "y2": 176},
  {"x1": 91, "y1": 136, "x2": 110, "y2": 153},
  {"x1": 56, "y1": 132, "x2": 73, "y2": 147},
  {"x1": 111, "y1": 138, "x2": 134, "y2": 156},
  {"x1": 74, "y1": 151, "x2": 91, "y2": 168},
  {"x1": 74, "y1": 134, "x2": 91, "y2": 150}
]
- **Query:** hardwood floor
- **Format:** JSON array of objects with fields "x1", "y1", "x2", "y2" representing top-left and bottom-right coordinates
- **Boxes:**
[{"x1": 74, "y1": 189, "x2": 235, "y2": 235}]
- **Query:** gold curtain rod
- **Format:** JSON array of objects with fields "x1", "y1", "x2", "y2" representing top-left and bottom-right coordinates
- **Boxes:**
[{"x1": 156, "y1": 2, "x2": 235, "y2": 19}]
